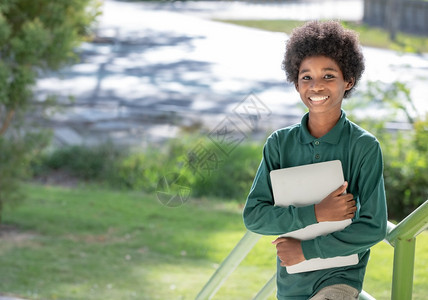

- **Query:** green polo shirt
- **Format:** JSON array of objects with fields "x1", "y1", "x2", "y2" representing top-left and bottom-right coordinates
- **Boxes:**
[{"x1": 243, "y1": 110, "x2": 387, "y2": 299}]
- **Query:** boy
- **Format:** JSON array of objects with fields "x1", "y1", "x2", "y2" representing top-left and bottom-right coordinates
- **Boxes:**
[{"x1": 243, "y1": 21, "x2": 387, "y2": 299}]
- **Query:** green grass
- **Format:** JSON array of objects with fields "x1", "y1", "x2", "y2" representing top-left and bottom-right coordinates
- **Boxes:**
[
  {"x1": 216, "y1": 19, "x2": 428, "y2": 53},
  {"x1": 0, "y1": 184, "x2": 427, "y2": 299}
]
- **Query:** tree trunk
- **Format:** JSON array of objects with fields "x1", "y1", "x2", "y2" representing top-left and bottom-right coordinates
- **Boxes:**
[{"x1": 0, "y1": 109, "x2": 15, "y2": 136}]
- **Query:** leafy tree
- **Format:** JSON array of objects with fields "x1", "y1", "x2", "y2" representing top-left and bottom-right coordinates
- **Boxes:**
[{"x1": 0, "y1": 0, "x2": 101, "y2": 222}]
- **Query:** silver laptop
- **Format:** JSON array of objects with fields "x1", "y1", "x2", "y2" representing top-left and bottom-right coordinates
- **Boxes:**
[{"x1": 270, "y1": 160, "x2": 359, "y2": 274}]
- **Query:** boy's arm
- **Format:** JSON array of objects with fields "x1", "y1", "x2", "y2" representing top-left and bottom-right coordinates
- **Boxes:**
[
  {"x1": 243, "y1": 135, "x2": 318, "y2": 236},
  {"x1": 301, "y1": 142, "x2": 388, "y2": 260}
]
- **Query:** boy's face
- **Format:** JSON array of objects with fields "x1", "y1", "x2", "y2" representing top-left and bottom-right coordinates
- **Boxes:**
[{"x1": 295, "y1": 55, "x2": 354, "y2": 116}]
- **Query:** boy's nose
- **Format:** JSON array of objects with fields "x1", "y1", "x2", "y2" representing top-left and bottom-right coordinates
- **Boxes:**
[{"x1": 310, "y1": 80, "x2": 324, "y2": 91}]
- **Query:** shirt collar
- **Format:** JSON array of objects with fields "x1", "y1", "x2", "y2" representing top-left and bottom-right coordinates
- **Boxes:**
[{"x1": 299, "y1": 110, "x2": 347, "y2": 145}]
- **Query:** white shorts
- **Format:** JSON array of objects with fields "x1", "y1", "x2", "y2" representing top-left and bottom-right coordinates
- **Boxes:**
[{"x1": 309, "y1": 284, "x2": 359, "y2": 300}]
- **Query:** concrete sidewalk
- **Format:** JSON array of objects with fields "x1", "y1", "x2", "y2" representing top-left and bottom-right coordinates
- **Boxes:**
[
  {"x1": 33, "y1": 0, "x2": 428, "y2": 148},
  {"x1": 154, "y1": 0, "x2": 363, "y2": 21}
]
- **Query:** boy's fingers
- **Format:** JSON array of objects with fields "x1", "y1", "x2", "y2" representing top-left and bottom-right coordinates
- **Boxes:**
[
  {"x1": 329, "y1": 181, "x2": 348, "y2": 197},
  {"x1": 272, "y1": 237, "x2": 286, "y2": 245}
]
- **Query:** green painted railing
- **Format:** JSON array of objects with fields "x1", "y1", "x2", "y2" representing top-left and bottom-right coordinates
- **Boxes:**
[{"x1": 196, "y1": 200, "x2": 428, "y2": 300}]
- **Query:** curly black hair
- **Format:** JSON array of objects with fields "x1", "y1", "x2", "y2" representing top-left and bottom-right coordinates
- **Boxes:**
[{"x1": 282, "y1": 20, "x2": 365, "y2": 98}]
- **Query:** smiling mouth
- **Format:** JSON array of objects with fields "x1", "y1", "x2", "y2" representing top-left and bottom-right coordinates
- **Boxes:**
[{"x1": 309, "y1": 96, "x2": 329, "y2": 102}]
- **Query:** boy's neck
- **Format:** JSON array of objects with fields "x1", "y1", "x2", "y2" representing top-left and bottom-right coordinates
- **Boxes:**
[{"x1": 307, "y1": 110, "x2": 342, "y2": 138}]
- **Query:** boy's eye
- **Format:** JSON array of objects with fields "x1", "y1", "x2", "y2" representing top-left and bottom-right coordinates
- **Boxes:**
[
  {"x1": 302, "y1": 75, "x2": 311, "y2": 80},
  {"x1": 324, "y1": 74, "x2": 335, "y2": 79}
]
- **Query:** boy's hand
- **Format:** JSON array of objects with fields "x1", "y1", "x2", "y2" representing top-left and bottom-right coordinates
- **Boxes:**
[
  {"x1": 314, "y1": 181, "x2": 356, "y2": 222},
  {"x1": 272, "y1": 237, "x2": 305, "y2": 267}
]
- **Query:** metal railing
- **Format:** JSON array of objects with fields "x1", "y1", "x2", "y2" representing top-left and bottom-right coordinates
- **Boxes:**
[{"x1": 196, "y1": 200, "x2": 428, "y2": 300}]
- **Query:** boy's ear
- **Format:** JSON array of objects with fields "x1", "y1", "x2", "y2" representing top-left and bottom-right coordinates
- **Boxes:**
[
  {"x1": 294, "y1": 83, "x2": 299, "y2": 91},
  {"x1": 345, "y1": 78, "x2": 355, "y2": 90}
]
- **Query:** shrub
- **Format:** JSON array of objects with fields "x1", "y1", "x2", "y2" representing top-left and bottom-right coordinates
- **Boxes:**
[
  {"x1": 32, "y1": 135, "x2": 264, "y2": 201},
  {"x1": 346, "y1": 81, "x2": 428, "y2": 220},
  {"x1": 381, "y1": 116, "x2": 428, "y2": 219},
  {"x1": 113, "y1": 149, "x2": 163, "y2": 191},
  {"x1": 34, "y1": 143, "x2": 126, "y2": 182},
  {"x1": 180, "y1": 135, "x2": 262, "y2": 199},
  {"x1": 110, "y1": 135, "x2": 263, "y2": 199}
]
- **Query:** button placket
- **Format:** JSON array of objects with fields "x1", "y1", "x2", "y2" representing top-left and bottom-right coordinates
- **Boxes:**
[{"x1": 314, "y1": 140, "x2": 320, "y2": 160}]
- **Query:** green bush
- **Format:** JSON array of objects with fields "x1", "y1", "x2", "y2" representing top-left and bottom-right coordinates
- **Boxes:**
[
  {"x1": 346, "y1": 81, "x2": 428, "y2": 220},
  {"x1": 113, "y1": 149, "x2": 164, "y2": 191},
  {"x1": 107, "y1": 137, "x2": 197, "y2": 192},
  {"x1": 110, "y1": 135, "x2": 262, "y2": 199},
  {"x1": 34, "y1": 143, "x2": 125, "y2": 182},
  {"x1": 381, "y1": 116, "x2": 428, "y2": 219},
  {"x1": 188, "y1": 141, "x2": 262, "y2": 199},
  {"x1": 32, "y1": 135, "x2": 263, "y2": 201},
  {"x1": 144, "y1": 136, "x2": 262, "y2": 199}
]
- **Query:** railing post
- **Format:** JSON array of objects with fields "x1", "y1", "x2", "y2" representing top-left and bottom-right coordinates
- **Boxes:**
[
  {"x1": 391, "y1": 237, "x2": 416, "y2": 300},
  {"x1": 387, "y1": 200, "x2": 428, "y2": 246},
  {"x1": 195, "y1": 231, "x2": 261, "y2": 300},
  {"x1": 359, "y1": 290, "x2": 376, "y2": 300},
  {"x1": 196, "y1": 200, "x2": 427, "y2": 300},
  {"x1": 253, "y1": 273, "x2": 276, "y2": 300}
]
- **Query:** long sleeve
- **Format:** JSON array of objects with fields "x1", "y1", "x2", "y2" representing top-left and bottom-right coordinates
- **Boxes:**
[
  {"x1": 302, "y1": 140, "x2": 388, "y2": 259},
  {"x1": 243, "y1": 134, "x2": 318, "y2": 235}
]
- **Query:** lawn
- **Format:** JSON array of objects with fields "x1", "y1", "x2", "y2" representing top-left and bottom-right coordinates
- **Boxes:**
[
  {"x1": 216, "y1": 20, "x2": 428, "y2": 54},
  {"x1": 0, "y1": 184, "x2": 427, "y2": 299}
]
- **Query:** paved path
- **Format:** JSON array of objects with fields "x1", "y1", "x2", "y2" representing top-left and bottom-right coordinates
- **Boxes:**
[{"x1": 33, "y1": 0, "x2": 428, "y2": 148}]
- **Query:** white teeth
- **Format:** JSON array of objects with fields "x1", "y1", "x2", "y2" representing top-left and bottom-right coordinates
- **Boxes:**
[{"x1": 309, "y1": 96, "x2": 328, "y2": 102}]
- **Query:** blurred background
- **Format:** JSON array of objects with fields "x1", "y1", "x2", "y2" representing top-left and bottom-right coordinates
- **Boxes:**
[{"x1": 0, "y1": 0, "x2": 427, "y2": 299}]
